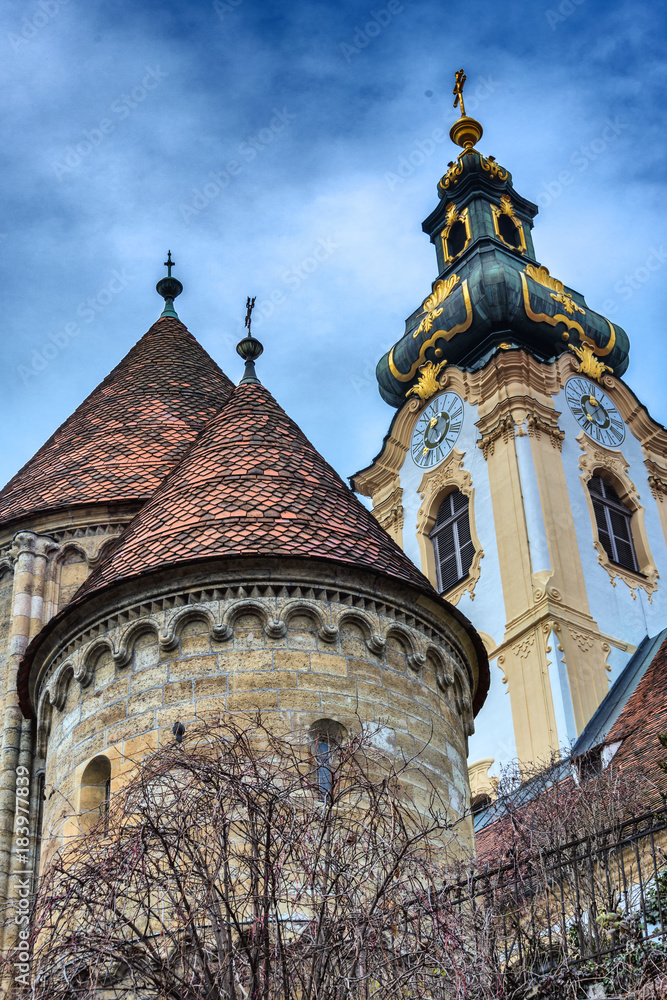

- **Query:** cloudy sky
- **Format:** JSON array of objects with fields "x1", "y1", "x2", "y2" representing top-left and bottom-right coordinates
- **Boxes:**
[{"x1": 1, "y1": 0, "x2": 666, "y2": 497}]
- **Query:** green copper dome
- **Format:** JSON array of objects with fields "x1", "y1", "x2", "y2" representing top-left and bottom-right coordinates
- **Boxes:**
[{"x1": 376, "y1": 132, "x2": 629, "y2": 408}]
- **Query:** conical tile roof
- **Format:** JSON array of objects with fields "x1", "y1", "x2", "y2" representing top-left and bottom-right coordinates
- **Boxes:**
[
  {"x1": 74, "y1": 378, "x2": 434, "y2": 599},
  {"x1": 0, "y1": 317, "x2": 234, "y2": 528}
]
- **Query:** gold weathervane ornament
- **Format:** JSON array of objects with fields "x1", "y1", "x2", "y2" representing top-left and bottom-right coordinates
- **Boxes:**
[
  {"x1": 449, "y1": 67, "x2": 483, "y2": 151},
  {"x1": 453, "y1": 69, "x2": 467, "y2": 117}
]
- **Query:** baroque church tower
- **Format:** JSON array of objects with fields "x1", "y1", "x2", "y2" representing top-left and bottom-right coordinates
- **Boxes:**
[
  {"x1": 0, "y1": 261, "x2": 487, "y2": 964},
  {"x1": 352, "y1": 71, "x2": 667, "y2": 794}
]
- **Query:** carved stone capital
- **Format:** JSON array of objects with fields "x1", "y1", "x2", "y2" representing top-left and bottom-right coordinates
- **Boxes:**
[
  {"x1": 10, "y1": 531, "x2": 60, "y2": 565},
  {"x1": 476, "y1": 413, "x2": 515, "y2": 460}
]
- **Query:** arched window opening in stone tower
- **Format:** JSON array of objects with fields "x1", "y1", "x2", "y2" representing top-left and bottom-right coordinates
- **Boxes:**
[
  {"x1": 430, "y1": 490, "x2": 474, "y2": 593},
  {"x1": 79, "y1": 755, "x2": 112, "y2": 834},
  {"x1": 588, "y1": 474, "x2": 638, "y2": 572},
  {"x1": 310, "y1": 720, "x2": 346, "y2": 803}
]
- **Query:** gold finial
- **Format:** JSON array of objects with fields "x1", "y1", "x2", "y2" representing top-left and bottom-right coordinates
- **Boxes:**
[
  {"x1": 449, "y1": 67, "x2": 483, "y2": 151},
  {"x1": 453, "y1": 69, "x2": 467, "y2": 117}
]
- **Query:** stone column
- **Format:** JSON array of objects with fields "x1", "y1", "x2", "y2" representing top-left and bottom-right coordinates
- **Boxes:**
[{"x1": 0, "y1": 532, "x2": 58, "y2": 960}]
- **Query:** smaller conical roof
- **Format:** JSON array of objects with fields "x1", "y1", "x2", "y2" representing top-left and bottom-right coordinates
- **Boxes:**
[
  {"x1": 0, "y1": 317, "x2": 234, "y2": 528},
  {"x1": 74, "y1": 378, "x2": 433, "y2": 599}
]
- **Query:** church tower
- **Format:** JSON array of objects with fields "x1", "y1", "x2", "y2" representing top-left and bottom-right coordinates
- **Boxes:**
[{"x1": 352, "y1": 71, "x2": 667, "y2": 788}]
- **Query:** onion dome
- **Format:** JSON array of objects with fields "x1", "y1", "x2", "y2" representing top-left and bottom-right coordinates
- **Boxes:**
[{"x1": 375, "y1": 71, "x2": 630, "y2": 408}]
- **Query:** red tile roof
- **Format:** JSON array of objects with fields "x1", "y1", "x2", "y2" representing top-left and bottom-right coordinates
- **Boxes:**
[
  {"x1": 74, "y1": 378, "x2": 436, "y2": 598},
  {"x1": 604, "y1": 633, "x2": 667, "y2": 789},
  {"x1": 0, "y1": 317, "x2": 234, "y2": 528}
]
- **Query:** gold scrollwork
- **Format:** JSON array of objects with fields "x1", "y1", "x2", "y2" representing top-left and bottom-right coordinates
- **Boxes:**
[
  {"x1": 480, "y1": 154, "x2": 508, "y2": 180},
  {"x1": 524, "y1": 264, "x2": 584, "y2": 315},
  {"x1": 405, "y1": 360, "x2": 448, "y2": 403},
  {"x1": 413, "y1": 274, "x2": 461, "y2": 337},
  {"x1": 568, "y1": 342, "x2": 613, "y2": 383},
  {"x1": 521, "y1": 267, "x2": 616, "y2": 358},
  {"x1": 388, "y1": 280, "x2": 473, "y2": 382},
  {"x1": 438, "y1": 156, "x2": 465, "y2": 191}
]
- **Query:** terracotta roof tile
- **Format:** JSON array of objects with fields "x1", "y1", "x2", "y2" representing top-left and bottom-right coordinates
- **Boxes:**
[
  {"x1": 74, "y1": 379, "x2": 435, "y2": 599},
  {"x1": 0, "y1": 317, "x2": 234, "y2": 528},
  {"x1": 604, "y1": 634, "x2": 667, "y2": 788}
]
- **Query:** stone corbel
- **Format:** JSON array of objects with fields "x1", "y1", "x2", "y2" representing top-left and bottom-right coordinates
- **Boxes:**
[{"x1": 476, "y1": 413, "x2": 515, "y2": 460}]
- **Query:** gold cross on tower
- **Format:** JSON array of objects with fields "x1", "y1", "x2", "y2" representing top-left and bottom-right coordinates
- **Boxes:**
[{"x1": 453, "y1": 68, "x2": 467, "y2": 117}]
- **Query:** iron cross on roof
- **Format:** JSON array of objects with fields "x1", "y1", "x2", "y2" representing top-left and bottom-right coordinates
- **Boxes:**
[
  {"x1": 244, "y1": 295, "x2": 256, "y2": 337},
  {"x1": 164, "y1": 250, "x2": 175, "y2": 277}
]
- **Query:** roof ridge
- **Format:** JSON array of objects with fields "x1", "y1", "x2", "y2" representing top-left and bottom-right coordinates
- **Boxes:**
[
  {"x1": 0, "y1": 316, "x2": 235, "y2": 528},
  {"x1": 72, "y1": 378, "x2": 435, "y2": 601}
]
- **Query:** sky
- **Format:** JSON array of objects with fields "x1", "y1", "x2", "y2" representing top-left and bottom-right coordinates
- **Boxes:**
[{"x1": 1, "y1": 0, "x2": 666, "y2": 500}]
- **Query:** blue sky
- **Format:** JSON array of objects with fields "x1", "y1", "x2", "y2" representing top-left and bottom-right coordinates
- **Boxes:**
[{"x1": 1, "y1": 0, "x2": 666, "y2": 496}]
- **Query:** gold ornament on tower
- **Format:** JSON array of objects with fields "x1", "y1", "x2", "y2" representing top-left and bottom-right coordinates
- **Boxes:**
[
  {"x1": 406, "y1": 360, "x2": 448, "y2": 403},
  {"x1": 450, "y1": 68, "x2": 484, "y2": 150}
]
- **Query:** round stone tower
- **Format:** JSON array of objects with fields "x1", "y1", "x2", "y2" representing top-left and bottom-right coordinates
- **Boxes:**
[{"x1": 15, "y1": 322, "x2": 488, "y2": 861}]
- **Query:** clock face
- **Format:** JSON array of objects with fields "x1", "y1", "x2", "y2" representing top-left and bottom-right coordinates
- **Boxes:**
[
  {"x1": 410, "y1": 392, "x2": 464, "y2": 469},
  {"x1": 565, "y1": 377, "x2": 625, "y2": 447}
]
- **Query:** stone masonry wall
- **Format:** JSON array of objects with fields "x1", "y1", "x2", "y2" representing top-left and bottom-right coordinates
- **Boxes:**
[{"x1": 37, "y1": 595, "x2": 475, "y2": 855}]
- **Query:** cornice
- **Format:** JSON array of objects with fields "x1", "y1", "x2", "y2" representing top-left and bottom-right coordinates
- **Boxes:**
[{"x1": 19, "y1": 555, "x2": 490, "y2": 722}]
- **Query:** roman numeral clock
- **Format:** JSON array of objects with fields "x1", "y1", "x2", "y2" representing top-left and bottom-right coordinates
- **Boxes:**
[
  {"x1": 564, "y1": 377, "x2": 625, "y2": 448},
  {"x1": 410, "y1": 392, "x2": 464, "y2": 469}
]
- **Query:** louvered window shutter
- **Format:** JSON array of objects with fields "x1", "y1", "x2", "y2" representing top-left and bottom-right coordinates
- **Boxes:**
[
  {"x1": 430, "y1": 491, "x2": 474, "y2": 593},
  {"x1": 587, "y1": 475, "x2": 638, "y2": 572}
]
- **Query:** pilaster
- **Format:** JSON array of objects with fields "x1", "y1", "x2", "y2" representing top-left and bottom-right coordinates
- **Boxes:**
[{"x1": 0, "y1": 531, "x2": 59, "y2": 958}]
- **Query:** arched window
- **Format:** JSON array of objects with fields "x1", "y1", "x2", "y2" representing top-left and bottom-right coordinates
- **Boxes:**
[
  {"x1": 497, "y1": 212, "x2": 521, "y2": 249},
  {"x1": 471, "y1": 793, "x2": 492, "y2": 816},
  {"x1": 588, "y1": 475, "x2": 638, "y2": 572},
  {"x1": 315, "y1": 736, "x2": 333, "y2": 802},
  {"x1": 430, "y1": 491, "x2": 474, "y2": 592},
  {"x1": 310, "y1": 720, "x2": 345, "y2": 803},
  {"x1": 80, "y1": 755, "x2": 111, "y2": 834}
]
